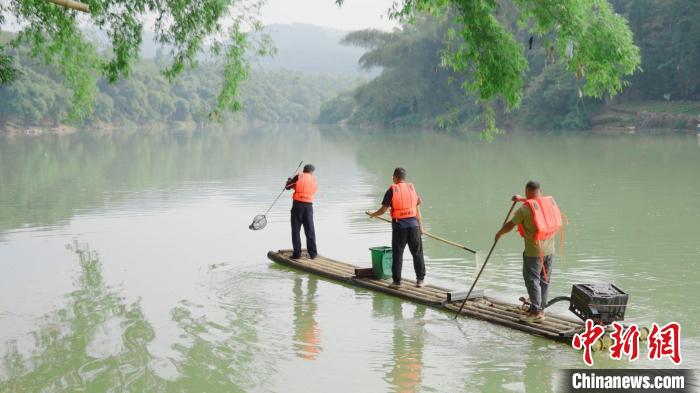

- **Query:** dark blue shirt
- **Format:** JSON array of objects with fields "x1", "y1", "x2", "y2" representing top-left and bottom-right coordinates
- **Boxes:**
[{"x1": 382, "y1": 186, "x2": 421, "y2": 229}]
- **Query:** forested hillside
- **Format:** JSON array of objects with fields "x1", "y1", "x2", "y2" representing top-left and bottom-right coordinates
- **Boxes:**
[
  {"x1": 319, "y1": 0, "x2": 700, "y2": 131},
  {"x1": 0, "y1": 28, "x2": 362, "y2": 132},
  {"x1": 3, "y1": 1, "x2": 698, "y2": 134}
]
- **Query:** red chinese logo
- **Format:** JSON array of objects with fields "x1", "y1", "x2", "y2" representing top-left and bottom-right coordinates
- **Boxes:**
[
  {"x1": 647, "y1": 322, "x2": 682, "y2": 364},
  {"x1": 609, "y1": 321, "x2": 640, "y2": 361},
  {"x1": 574, "y1": 320, "x2": 682, "y2": 366},
  {"x1": 572, "y1": 319, "x2": 605, "y2": 366}
]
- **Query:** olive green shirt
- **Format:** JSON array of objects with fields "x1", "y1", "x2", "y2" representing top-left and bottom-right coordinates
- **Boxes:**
[{"x1": 510, "y1": 204, "x2": 556, "y2": 258}]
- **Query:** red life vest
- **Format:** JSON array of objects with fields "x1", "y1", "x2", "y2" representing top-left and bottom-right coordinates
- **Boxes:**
[
  {"x1": 517, "y1": 196, "x2": 563, "y2": 241},
  {"x1": 390, "y1": 182, "x2": 419, "y2": 219},
  {"x1": 292, "y1": 172, "x2": 317, "y2": 203}
]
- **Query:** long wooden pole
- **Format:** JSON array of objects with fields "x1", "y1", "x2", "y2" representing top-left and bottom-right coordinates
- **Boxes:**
[
  {"x1": 46, "y1": 0, "x2": 90, "y2": 13},
  {"x1": 453, "y1": 201, "x2": 518, "y2": 319},
  {"x1": 366, "y1": 212, "x2": 476, "y2": 254}
]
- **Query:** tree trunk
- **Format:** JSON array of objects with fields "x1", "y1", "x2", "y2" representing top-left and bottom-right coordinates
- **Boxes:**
[{"x1": 45, "y1": 0, "x2": 90, "y2": 13}]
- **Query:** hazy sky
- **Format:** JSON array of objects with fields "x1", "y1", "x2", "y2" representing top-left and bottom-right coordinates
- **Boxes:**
[
  {"x1": 260, "y1": 0, "x2": 398, "y2": 31},
  {"x1": 2, "y1": 0, "x2": 399, "y2": 32}
]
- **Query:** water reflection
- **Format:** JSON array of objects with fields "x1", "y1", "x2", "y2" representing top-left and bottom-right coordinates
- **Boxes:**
[
  {"x1": 0, "y1": 241, "x2": 274, "y2": 392},
  {"x1": 0, "y1": 127, "x2": 308, "y2": 237},
  {"x1": 373, "y1": 296, "x2": 425, "y2": 393},
  {"x1": 1, "y1": 127, "x2": 699, "y2": 390},
  {"x1": 292, "y1": 277, "x2": 322, "y2": 360},
  {"x1": 0, "y1": 241, "x2": 160, "y2": 392}
]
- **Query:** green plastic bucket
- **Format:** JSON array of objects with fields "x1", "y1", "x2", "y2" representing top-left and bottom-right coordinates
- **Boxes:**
[{"x1": 369, "y1": 246, "x2": 393, "y2": 279}]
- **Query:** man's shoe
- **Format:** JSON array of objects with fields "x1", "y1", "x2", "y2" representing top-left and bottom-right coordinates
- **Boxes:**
[
  {"x1": 416, "y1": 280, "x2": 424, "y2": 288},
  {"x1": 519, "y1": 311, "x2": 545, "y2": 323},
  {"x1": 389, "y1": 281, "x2": 401, "y2": 289},
  {"x1": 519, "y1": 311, "x2": 539, "y2": 323},
  {"x1": 309, "y1": 255, "x2": 317, "y2": 260},
  {"x1": 290, "y1": 254, "x2": 301, "y2": 259}
]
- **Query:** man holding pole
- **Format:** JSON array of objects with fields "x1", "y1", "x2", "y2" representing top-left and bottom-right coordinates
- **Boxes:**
[
  {"x1": 285, "y1": 164, "x2": 318, "y2": 259},
  {"x1": 495, "y1": 181, "x2": 562, "y2": 323},
  {"x1": 368, "y1": 167, "x2": 426, "y2": 289}
]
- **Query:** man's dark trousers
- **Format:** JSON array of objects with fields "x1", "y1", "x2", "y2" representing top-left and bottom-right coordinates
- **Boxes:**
[
  {"x1": 291, "y1": 201, "x2": 317, "y2": 258},
  {"x1": 391, "y1": 226, "x2": 425, "y2": 283}
]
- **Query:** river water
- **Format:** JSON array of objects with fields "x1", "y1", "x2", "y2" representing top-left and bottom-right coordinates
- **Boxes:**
[{"x1": 0, "y1": 127, "x2": 698, "y2": 392}]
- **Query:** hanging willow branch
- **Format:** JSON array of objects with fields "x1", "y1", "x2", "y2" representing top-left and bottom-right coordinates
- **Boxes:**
[{"x1": 45, "y1": 0, "x2": 90, "y2": 13}]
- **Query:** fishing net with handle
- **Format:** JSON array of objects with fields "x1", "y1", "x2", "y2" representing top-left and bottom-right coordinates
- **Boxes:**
[
  {"x1": 249, "y1": 215, "x2": 268, "y2": 230},
  {"x1": 248, "y1": 160, "x2": 303, "y2": 231}
]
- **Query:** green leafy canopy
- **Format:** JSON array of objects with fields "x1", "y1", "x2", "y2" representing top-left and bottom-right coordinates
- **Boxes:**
[
  {"x1": 2, "y1": 0, "x2": 640, "y2": 129},
  {"x1": 1, "y1": 0, "x2": 272, "y2": 122},
  {"x1": 339, "y1": 0, "x2": 641, "y2": 135}
]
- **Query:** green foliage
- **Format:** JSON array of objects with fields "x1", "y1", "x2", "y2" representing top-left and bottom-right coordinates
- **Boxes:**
[
  {"x1": 324, "y1": 1, "x2": 700, "y2": 132},
  {"x1": 388, "y1": 0, "x2": 639, "y2": 134},
  {"x1": 318, "y1": 92, "x2": 357, "y2": 124},
  {"x1": 323, "y1": 15, "x2": 481, "y2": 129},
  {"x1": 1, "y1": 0, "x2": 271, "y2": 122},
  {"x1": 0, "y1": 48, "x2": 359, "y2": 128},
  {"x1": 516, "y1": 64, "x2": 600, "y2": 130},
  {"x1": 2, "y1": 0, "x2": 641, "y2": 129},
  {"x1": 0, "y1": 45, "x2": 17, "y2": 84},
  {"x1": 613, "y1": 0, "x2": 700, "y2": 100},
  {"x1": 333, "y1": 0, "x2": 641, "y2": 135}
]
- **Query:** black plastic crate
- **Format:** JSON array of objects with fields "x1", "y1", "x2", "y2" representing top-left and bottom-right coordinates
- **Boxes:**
[{"x1": 569, "y1": 283, "x2": 628, "y2": 324}]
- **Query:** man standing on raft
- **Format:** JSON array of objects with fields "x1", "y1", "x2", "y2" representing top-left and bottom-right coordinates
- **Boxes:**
[
  {"x1": 368, "y1": 167, "x2": 426, "y2": 289},
  {"x1": 495, "y1": 181, "x2": 563, "y2": 322},
  {"x1": 286, "y1": 164, "x2": 318, "y2": 259}
]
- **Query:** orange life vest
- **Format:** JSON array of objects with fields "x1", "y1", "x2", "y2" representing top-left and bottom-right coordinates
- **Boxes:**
[
  {"x1": 292, "y1": 172, "x2": 317, "y2": 203},
  {"x1": 517, "y1": 196, "x2": 563, "y2": 241},
  {"x1": 390, "y1": 182, "x2": 418, "y2": 219},
  {"x1": 517, "y1": 196, "x2": 563, "y2": 283}
]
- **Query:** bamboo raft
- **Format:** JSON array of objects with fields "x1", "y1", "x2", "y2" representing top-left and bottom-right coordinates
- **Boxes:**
[{"x1": 268, "y1": 249, "x2": 584, "y2": 342}]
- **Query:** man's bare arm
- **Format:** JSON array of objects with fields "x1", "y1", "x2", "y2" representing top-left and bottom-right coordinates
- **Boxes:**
[
  {"x1": 495, "y1": 220, "x2": 517, "y2": 241},
  {"x1": 367, "y1": 206, "x2": 388, "y2": 218}
]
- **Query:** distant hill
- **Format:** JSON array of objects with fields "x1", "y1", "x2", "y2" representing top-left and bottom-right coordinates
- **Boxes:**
[
  {"x1": 139, "y1": 23, "x2": 373, "y2": 77},
  {"x1": 255, "y1": 23, "x2": 371, "y2": 76}
]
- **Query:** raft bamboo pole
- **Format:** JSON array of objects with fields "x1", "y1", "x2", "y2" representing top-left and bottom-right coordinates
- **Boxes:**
[
  {"x1": 305, "y1": 261, "x2": 353, "y2": 277},
  {"x1": 305, "y1": 257, "x2": 353, "y2": 272},
  {"x1": 449, "y1": 301, "x2": 578, "y2": 338},
  {"x1": 454, "y1": 302, "x2": 559, "y2": 335},
  {"x1": 474, "y1": 299, "x2": 580, "y2": 327},
  {"x1": 352, "y1": 280, "x2": 446, "y2": 304},
  {"x1": 359, "y1": 278, "x2": 445, "y2": 299},
  {"x1": 444, "y1": 302, "x2": 563, "y2": 338},
  {"x1": 294, "y1": 250, "x2": 451, "y2": 298},
  {"x1": 487, "y1": 298, "x2": 584, "y2": 325},
  {"x1": 276, "y1": 253, "x2": 445, "y2": 303},
  {"x1": 482, "y1": 303, "x2": 581, "y2": 330},
  {"x1": 470, "y1": 301, "x2": 579, "y2": 331},
  {"x1": 269, "y1": 250, "x2": 577, "y2": 341},
  {"x1": 272, "y1": 253, "x2": 353, "y2": 282}
]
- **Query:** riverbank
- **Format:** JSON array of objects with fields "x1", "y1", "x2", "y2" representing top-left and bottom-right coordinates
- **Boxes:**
[
  {"x1": 591, "y1": 101, "x2": 700, "y2": 134},
  {"x1": 0, "y1": 119, "x2": 250, "y2": 137},
  {"x1": 4, "y1": 100, "x2": 700, "y2": 137},
  {"x1": 0, "y1": 120, "x2": 183, "y2": 137}
]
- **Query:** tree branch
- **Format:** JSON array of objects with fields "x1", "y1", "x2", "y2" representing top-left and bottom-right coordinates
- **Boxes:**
[{"x1": 45, "y1": 0, "x2": 90, "y2": 13}]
